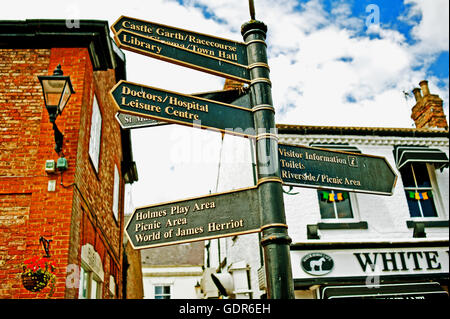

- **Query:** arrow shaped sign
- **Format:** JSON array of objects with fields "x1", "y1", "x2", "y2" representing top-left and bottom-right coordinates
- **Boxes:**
[
  {"x1": 125, "y1": 186, "x2": 260, "y2": 249},
  {"x1": 111, "y1": 16, "x2": 250, "y2": 82},
  {"x1": 110, "y1": 80, "x2": 255, "y2": 138},
  {"x1": 115, "y1": 112, "x2": 169, "y2": 129},
  {"x1": 278, "y1": 143, "x2": 398, "y2": 195}
]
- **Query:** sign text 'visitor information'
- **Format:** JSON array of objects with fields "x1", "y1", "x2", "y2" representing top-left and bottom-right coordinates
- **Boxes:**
[
  {"x1": 278, "y1": 143, "x2": 397, "y2": 195},
  {"x1": 111, "y1": 16, "x2": 250, "y2": 82},
  {"x1": 110, "y1": 80, "x2": 255, "y2": 138},
  {"x1": 125, "y1": 187, "x2": 260, "y2": 249}
]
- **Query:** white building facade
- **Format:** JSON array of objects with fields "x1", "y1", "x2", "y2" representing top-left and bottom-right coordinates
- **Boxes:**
[
  {"x1": 279, "y1": 125, "x2": 449, "y2": 299},
  {"x1": 141, "y1": 242, "x2": 204, "y2": 299},
  {"x1": 201, "y1": 82, "x2": 449, "y2": 299},
  {"x1": 142, "y1": 265, "x2": 203, "y2": 299}
]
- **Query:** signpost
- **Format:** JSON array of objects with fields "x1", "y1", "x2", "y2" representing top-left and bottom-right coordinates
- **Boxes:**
[
  {"x1": 112, "y1": 0, "x2": 398, "y2": 300},
  {"x1": 111, "y1": 16, "x2": 250, "y2": 83},
  {"x1": 241, "y1": 18, "x2": 295, "y2": 299},
  {"x1": 110, "y1": 80, "x2": 255, "y2": 138},
  {"x1": 125, "y1": 187, "x2": 260, "y2": 249},
  {"x1": 278, "y1": 143, "x2": 397, "y2": 195}
]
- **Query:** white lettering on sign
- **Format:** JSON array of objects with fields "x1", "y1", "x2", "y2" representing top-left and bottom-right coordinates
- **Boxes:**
[{"x1": 291, "y1": 247, "x2": 449, "y2": 280}]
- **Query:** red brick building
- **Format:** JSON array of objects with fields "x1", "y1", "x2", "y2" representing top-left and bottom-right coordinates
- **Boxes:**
[{"x1": 0, "y1": 20, "x2": 138, "y2": 298}]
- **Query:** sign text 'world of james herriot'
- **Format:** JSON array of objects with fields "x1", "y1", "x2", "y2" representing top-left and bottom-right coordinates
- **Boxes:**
[
  {"x1": 111, "y1": 16, "x2": 250, "y2": 83},
  {"x1": 110, "y1": 80, "x2": 255, "y2": 138},
  {"x1": 278, "y1": 143, "x2": 397, "y2": 195},
  {"x1": 125, "y1": 187, "x2": 260, "y2": 249}
]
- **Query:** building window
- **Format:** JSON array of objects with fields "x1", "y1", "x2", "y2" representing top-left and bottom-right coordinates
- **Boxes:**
[
  {"x1": 109, "y1": 275, "x2": 116, "y2": 298},
  {"x1": 318, "y1": 190, "x2": 353, "y2": 219},
  {"x1": 112, "y1": 164, "x2": 120, "y2": 221},
  {"x1": 154, "y1": 285, "x2": 171, "y2": 299},
  {"x1": 79, "y1": 244, "x2": 104, "y2": 299},
  {"x1": 400, "y1": 163, "x2": 438, "y2": 218},
  {"x1": 78, "y1": 266, "x2": 102, "y2": 299},
  {"x1": 78, "y1": 266, "x2": 88, "y2": 299},
  {"x1": 89, "y1": 95, "x2": 102, "y2": 172}
]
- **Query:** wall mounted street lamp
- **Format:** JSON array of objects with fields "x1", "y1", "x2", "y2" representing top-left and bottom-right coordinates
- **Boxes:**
[{"x1": 38, "y1": 64, "x2": 75, "y2": 153}]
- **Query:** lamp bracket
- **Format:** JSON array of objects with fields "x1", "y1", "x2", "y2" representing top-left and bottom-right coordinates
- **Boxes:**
[
  {"x1": 39, "y1": 236, "x2": 52, "y2": 258},
  {"x1": 52, "y1": 122, "x2": 64, "y2": 154}
]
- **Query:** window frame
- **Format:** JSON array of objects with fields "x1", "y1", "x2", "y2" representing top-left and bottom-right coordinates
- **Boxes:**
[
  {"x1": 112, "y1": 164, "x2": 120, "y2": 221},
  {"x1": 317, "y1": 189, "x2": 361, "y2": 223},
  {"x1": 109, "y1": 275, "x2": 116, "y2": 298},
  {"x1": 79, "y1": 244, "x2": 104, "y2": 299},
  {"x1": 401, "y1": 163, "x2": 445, "y2": 220},
  {"x1": 88, "y1": 95, "x2": 102, "y2": 174},
  {"x1": 78, "y1": 265, "x2": 103, "y2": 299},
  {"x1": 154, "y1": 284, "x2": 172, "y2": 299}
]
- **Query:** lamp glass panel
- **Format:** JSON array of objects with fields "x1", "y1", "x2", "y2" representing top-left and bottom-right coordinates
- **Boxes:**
[
  {"x1": 58, "y1": 82, "x2": 72, "y2": 113},
  {"x1": 42, "y1": 78, "x2": 66, "y2": 106}
]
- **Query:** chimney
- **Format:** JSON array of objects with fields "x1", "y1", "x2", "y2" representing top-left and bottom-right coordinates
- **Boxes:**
[
  {"x1": 411, "y1": 80, "x2": 448, "y2": 129},
  {"x1": 419, "y1": 80, "x2": 430, "y2": 96},
  {"x1": 412, "y1": 87, "x2": 422, "y2": 102}
]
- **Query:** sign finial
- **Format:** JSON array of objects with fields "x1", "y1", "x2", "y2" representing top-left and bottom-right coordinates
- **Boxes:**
[{"x1": 249, "y1": 0, "x2": 256, "y2": 20}]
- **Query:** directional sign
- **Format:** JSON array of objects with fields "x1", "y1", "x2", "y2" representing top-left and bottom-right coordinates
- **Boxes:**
[
  {"x1": 115, "y1": 112, "x2": 169, "y2": 129},
  {"x1": 111, "y1": 16, "x2": 250, "y2": 82},
  {"x1": 125, "y1": 187, "x2": 260, "y2": 249},
  {"x1": 278, "y1": 143, "x2": 397, "y2": 195},
  {"x1": 110, "y1": 80, "x2": 255, "y2": 138}
]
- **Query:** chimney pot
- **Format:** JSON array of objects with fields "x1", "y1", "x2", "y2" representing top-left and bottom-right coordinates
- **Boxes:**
[
  {"x1": 412, "y1": 88, "x2": 422, "y2": 102},
  {"x1": 411, "y1": 80, "x2": 448, "y2": 129},
  {"x1": 419, "y1": 80, "x2": 430, "y2": 96}
]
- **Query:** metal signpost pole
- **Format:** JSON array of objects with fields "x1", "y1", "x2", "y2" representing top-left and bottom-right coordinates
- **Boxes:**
[{"x1": 241, "y1": 4, "x2": 295, "y2": 299}]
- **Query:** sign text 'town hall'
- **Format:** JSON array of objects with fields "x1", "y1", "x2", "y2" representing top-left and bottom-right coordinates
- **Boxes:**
[{"x1": 111, "y1": 16, "x2": 250, "y2": 82}]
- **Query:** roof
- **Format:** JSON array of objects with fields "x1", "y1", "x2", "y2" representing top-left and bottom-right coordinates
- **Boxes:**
[
  {"x1": 187, "y1": 88, "x2": 448, "y2": 139},
  {"x1": 141, "y1": 242, "x2": 204, "y2": 266},
  {"x1": 276, "y1": 124, "x2": 449, "y2": 138},
  {"x1": 0, "y1": 19, "x2": 126, "y2": 80}
]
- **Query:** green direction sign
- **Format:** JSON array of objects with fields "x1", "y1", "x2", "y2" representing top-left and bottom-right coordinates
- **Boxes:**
[
  {"x1": 110, "y1": 80, "x2": 255, "y2": 138},
  {"x1": 125, "y1": 187, "x2": 260, "y2": 249},
  {"x1": 278, "y1": 143, "x2": 397, "y2": 195},
  {"x1": 112, "y1": 16, "x2": 250, "y2": 83}
]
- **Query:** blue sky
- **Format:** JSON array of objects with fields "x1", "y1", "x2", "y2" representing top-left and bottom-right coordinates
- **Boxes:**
[
  {"x1": 338, "y1": 0, "x2": 447, "y2": 83},
  {"x1": 165, "y1": 0, "x2": 449, "y2": 128}
]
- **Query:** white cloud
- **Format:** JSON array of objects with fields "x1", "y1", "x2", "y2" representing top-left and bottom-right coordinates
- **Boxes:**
[
  {"x1": 403, "y1": 0, "x2": 449, "y2": 53},
  {"x1": 130, "y1": 125, "x2": 223, "y2": 207},
  {"x1": 264, "y1": 3, "x2": 418, "y2": 127}
]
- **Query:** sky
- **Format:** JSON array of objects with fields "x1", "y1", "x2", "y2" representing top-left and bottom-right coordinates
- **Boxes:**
[{"x1": 2, "y1": 0, "x2": 449, "y2": 211}]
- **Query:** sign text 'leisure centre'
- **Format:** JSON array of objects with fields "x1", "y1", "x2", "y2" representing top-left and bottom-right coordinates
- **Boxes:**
[{"x1": 110, "y1": 80, "x2": 255, "y2": 138}]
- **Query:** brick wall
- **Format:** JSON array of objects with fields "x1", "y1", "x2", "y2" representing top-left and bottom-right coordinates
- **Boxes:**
[
  {"x1": 0, "y1": 48, "x2": 52, "y2": 298},
  {"x1": 0, "y1": 47, "x2": 126, "y2": 298},
  {"x1": 411, "y1": 95, "x2": 448, "y2": 129}
]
